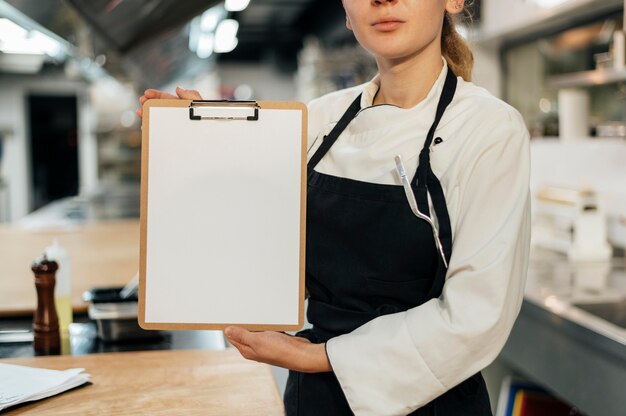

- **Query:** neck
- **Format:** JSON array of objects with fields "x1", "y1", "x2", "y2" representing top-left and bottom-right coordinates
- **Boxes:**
[{"x1": 372, "y1": 45, "x2": 444, "y2": 109}]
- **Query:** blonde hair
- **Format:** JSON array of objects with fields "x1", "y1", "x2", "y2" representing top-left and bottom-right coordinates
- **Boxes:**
[{"x1": 441, "y1": 3, "x2": 474, "y2": 82}]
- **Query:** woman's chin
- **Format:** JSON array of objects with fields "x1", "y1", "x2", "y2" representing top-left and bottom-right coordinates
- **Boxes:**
[
  {"x1": 367, "y1": 47, "x2": 420, "y2": 62},
  {"x1": 356, "y1": 39, "x2": 421, "y2": 61}
]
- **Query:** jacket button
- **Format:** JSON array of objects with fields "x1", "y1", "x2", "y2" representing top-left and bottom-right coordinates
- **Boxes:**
[{"x1": 434, "y1": 137, "x2": 443, "y2": 145}]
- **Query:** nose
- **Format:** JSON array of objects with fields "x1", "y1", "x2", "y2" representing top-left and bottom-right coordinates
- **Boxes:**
[{"x1": 372, "y1": 0, "x2": 397, "y2": 5}]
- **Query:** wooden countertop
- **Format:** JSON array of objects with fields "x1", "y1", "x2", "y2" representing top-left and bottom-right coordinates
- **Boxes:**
[
  {"x1": 1, "y1": 348, "x2": 285, "y2": 415},
  {"x1": 0, "y1": 220, "x2": 140, "y2": 317}
]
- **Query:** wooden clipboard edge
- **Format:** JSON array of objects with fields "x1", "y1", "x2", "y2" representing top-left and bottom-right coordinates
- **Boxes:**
[
  {"x1": 139, "y1": 322, "x2": 304, "y2": 331},
  {"x1": 138, "y1": 99, "x2": 307, "y2": 331}
]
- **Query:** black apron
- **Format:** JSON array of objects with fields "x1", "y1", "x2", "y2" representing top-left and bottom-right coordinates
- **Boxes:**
[{"x1": 284, "y1": 66, "x2": 493, "y2": 416}]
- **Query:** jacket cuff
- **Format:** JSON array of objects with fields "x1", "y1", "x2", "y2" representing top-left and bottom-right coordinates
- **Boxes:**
[
  {"x1": 323, "y1": 341, "x2": 336, "y2": 373},
  {"x1": 325, "y1": 314, "x2": 446, "y2": 416}
]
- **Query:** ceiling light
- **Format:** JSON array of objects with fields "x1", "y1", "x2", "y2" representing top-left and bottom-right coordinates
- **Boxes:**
[
  {"x1": 0, "y1": 18, "x2": 39, "y2": 54},
  {"x1": 0, "y1": 37, "x2": 44, "y2": 55},
  {"x1": 29, "y1": 31, "x2": 63, "y2": 57},
  {"x1": 189, "y1": 5, "x2": 226, "y2": 54},
  {"x1": 215, "y1": 37, "x2": 238, "y2": 54},
  {"x1": 0, "y1": 18, "x2": 64, "y2": 57},
  {"x1": 0, "y1": 17, "x2": 27, "y2": 39},
  {"x1": 201, "y1": 6, "x2": 223, "y2": 32},
  {"x1": 214, "y1": 19, "x2": 239, "y2": 53},
  {"x1": 196, "y1": 33, "x2": 214, "y2": 59},
  {"x1": 225, "y1": 0, "x2": 251, "y2": 12}
]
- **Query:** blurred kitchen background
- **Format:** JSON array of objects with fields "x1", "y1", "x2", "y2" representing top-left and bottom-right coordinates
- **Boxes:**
[{"x1": 1, "y1": 1, "x2": 626, "y2": 415}]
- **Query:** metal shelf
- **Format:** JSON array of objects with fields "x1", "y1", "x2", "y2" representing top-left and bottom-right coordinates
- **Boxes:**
[{"x1": 547, "y1": 67, "x2": 626, "y2": 88}]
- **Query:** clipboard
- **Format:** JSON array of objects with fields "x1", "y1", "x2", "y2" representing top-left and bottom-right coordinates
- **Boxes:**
[{"x1": 139, "y1": 99, "x2": 307, "y2": 331}]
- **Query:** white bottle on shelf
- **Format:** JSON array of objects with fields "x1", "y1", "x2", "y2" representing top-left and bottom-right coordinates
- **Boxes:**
[
  {"x1": 558, "y1": 88, "x2": 589, "y2": 141},
  {"x1": 45, "y1": 239, "x2": 72, "y2": 337}
]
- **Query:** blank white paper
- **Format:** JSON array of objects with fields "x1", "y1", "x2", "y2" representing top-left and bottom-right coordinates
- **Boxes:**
[{"x1": 144, "y1": 106, "x2": 303, "y2": 326}]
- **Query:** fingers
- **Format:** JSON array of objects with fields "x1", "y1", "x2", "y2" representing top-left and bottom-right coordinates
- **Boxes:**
[
  {"x1": 136, "y1": 88, "x2": 180, "y2": 119},
  {"x1": 224, "y1": 327, "x2": 282, "y2": 361},
  {"x1": 224, "y1": 326, "x2": 251, "y2": 346},
  {"x1": 144, "y1": 89, "x2": 177, "y2": 99},
  {"x1": 176, "y1": 86, "x2": 202, "y2": 100},
  {"x1": 229, "y1": 337, "x2": 257, "y2": 360},
  {"x1": 224, "y1": 326, "x2": 238, "y2": 342},
  {"x1": 225, "y1": 326, "x2": 258, "y2": 360}
]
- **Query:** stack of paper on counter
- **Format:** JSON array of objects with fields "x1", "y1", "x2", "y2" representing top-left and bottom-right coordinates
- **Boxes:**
[{"x1": 0, "y1": 363, "x2": 91, "y2": 411}]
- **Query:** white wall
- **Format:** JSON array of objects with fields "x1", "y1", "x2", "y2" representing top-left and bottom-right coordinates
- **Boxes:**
[
  {"x1": 0, "y1": 71, "x2": 98, "y2": 221},
  {"x1": 530, "y1": 138, "x2": 626, "y2": 248}
]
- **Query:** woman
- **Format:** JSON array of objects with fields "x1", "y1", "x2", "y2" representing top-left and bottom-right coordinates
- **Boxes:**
[{"x1": 138, "y1": 1, "x2": 531, "y2": 415}]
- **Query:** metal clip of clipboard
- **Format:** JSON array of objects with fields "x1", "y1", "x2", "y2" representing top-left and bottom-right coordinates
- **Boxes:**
[{"x1": 189, "y1": 100, "x2": 260, "y2": 121}]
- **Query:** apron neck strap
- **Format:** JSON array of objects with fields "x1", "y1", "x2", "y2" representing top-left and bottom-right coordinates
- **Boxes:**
[
  {"x1": 307, "y1": 94, "x2": 362, "y2": 171},
  {"x1": 307, "y1": 62, "x2": 458, "y2": 178},
  {"x1": 412, "y1": 65, "x2": 458, "y2": 188}
]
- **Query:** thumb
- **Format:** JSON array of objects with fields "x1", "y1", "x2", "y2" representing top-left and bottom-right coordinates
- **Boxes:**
[
  {"x1": 176, "y1": 86, "x2": 202, "y2": 100},
  {"x1": 224, "y1": 326, "x2": 249, "y2": 345}
]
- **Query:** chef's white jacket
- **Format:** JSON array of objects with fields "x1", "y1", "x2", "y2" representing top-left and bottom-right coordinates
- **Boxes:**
[{"x1": 306, "y1": 56, "x2": 531, "y2": 416}]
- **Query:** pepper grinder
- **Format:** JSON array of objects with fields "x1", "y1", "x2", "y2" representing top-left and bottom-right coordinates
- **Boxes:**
[{"x1": 31, "y1": 255, "x2": 61, "y2": 354}]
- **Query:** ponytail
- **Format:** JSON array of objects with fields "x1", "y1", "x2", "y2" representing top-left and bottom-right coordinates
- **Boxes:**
[{"x1": 441, "y1": 3, "x2": 475, "y2": 82}]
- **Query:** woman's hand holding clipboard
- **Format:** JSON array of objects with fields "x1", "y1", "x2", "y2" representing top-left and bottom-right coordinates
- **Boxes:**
[
  {"x1": 136, "y1": 86, "x2": 202, "y2": 119},
  {"x1": 225, "y1": 326, "x2": 332, "y2": 374}
]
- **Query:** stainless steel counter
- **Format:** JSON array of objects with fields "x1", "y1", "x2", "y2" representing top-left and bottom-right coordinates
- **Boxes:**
[
  {"x1": 499, "y1": 248, "x2": 626, "y2": 416},
  {"x1": 525, "y1": 248, "x2": 625, "y2": 344}
]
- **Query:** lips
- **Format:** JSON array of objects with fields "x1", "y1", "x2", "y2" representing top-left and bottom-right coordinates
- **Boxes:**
[{"x1": 372, "y1": 17, "x2": 405, "y2": 32}]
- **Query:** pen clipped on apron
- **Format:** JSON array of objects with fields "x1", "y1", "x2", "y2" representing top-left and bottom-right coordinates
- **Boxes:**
[{"x1": 394, "y1": 154, "x2": 448, "y2": 269}]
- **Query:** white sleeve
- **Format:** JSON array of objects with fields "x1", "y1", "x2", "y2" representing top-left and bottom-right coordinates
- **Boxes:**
[{"x1": 324, "y1": 109, "x2": 532, "y2": 416}]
